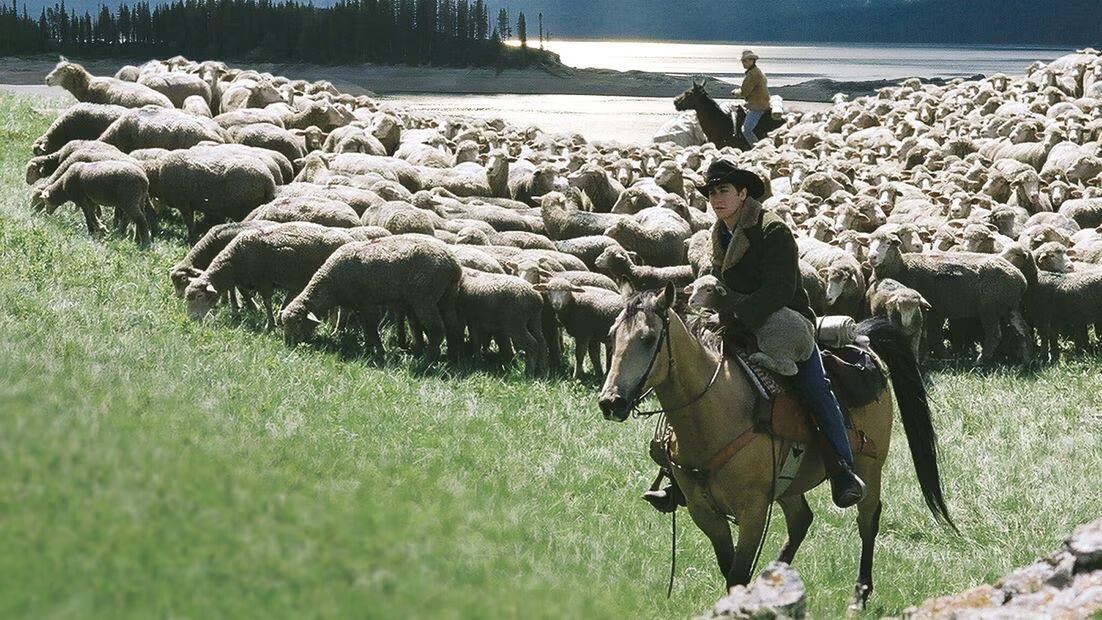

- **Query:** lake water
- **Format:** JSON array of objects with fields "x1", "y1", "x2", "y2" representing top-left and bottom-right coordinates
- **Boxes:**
[{"x1": 514, "y1": 39, "x2": 1070, "y2": 86}]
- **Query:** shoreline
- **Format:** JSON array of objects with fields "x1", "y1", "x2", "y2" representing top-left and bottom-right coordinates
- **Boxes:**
[{"x1": 0, "y1": 54, "x2": 980, "y2": 102}]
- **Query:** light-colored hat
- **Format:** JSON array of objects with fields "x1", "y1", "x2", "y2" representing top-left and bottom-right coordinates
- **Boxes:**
[{"x1": 741, "y1": 50, "x2": 759, "y2": 62}]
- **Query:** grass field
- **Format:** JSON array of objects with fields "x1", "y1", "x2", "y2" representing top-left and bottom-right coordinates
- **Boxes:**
[{"x1": 1, "y1": 92, "x2": 1100, "y2": 619}]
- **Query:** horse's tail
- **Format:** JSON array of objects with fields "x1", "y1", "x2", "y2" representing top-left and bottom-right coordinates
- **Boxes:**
[{"x1": 857, "y1": 318, "x2": 959, "y2": 534}]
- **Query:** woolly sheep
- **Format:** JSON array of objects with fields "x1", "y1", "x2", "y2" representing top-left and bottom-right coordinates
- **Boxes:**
[
  {"x1": 97, "y1": 105, "x2": 227, "y2": 153},
  {"x1": 45, "y1": 57, "x2": 173, "y2": 108},
  {"x1": 539, "y1": 191, "x2": 626, "y2": 240},
  {"x1": 685, "y1": 274, "x2": 814, "y2": 376},
  {"x1": 38, "y1": 159, "x2": 153, "y2": 245},
  {"x1": 594, "y1": 245, "x2": 694, "y2": 292},
  {"x1": 185, "y1": 222, "x2": 354, "y2": 329},
  {"x1": 360, "y1": 201, "x2": 437, "y2": 235},
  {"x1": 245, "y1": 195, "x2": 361, "y2": 228},
  {"x1": 281, "y1": 237, "x2": 464, "y2": 363},
  {"x1": 553, "y1": 235, "x2": 623, "y2": 270},
  {"x1": 866, "y1": 278, "x2": 931, "y2": 360},
  {"x1": 169, "y1": 220, "x2": 280, "y2": 297},
  {"x1": 456, "y1": 268, "x2": 547, "y2": 375},
  {"x1": 137, "y1": 72, "x2": 212, "y2": 108},
  {"x1": 602, "y1": 206, "x2": 691, "y2": 268},
  {"x1": 532, "y1": 276, "x2": 625, "y2": 378},
  {"x1": 31, "y1": 102, "x2": 129, "y2": 156}
]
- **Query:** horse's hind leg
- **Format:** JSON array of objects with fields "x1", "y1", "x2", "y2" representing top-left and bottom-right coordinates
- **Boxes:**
[
  {"x1": 776, "y1": 494, "x2": 813, "y2": 564},
  {"x1": 849, "y1": 465, "x2": 884, "y2": 611}
]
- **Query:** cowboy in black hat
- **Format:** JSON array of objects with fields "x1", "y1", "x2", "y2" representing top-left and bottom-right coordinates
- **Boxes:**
[{"x1": 643, "y1": 156, "x2": 866, "y2": 512}]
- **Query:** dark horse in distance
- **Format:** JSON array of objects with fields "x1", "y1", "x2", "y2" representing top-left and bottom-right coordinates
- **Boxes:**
[{"x1": 674, "y1": 78, "x2": 785, "y2": 150}]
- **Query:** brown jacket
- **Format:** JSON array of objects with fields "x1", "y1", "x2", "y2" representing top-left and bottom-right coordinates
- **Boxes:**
[
  {"x1": 710, "y1": 196, "x2": 815, "y2": 331},
  {"x1": 740, "y1": 64, "x2": 770, "y2": 111}
]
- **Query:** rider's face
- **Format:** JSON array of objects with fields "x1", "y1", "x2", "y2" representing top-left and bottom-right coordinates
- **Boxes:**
[{"x1": 708, "y1": 183, "x2": 747, "y2": 223}]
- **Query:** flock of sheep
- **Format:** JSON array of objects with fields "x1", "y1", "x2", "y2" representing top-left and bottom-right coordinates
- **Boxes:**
[{"x1": 22, "y1": 50, "x2": 1102, "y2": 375}]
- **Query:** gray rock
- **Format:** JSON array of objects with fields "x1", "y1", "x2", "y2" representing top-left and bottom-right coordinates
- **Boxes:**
[
  {"x1": 703, "y1": 562, "x2": 806, "y2": 620},
  {"x1": 1068, "y1": 518, "x2": 1102, "y2": 573}
]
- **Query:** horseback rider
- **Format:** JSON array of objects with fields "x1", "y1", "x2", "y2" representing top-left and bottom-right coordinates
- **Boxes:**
[
  {"x1": 643, "y1": 156, "x2": 867, "y2": 512},
  {"x1": 736, "y1": 50, "x2": 770, "y2": 146}
]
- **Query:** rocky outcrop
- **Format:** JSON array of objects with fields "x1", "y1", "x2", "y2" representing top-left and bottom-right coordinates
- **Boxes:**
[
  {"x1": 700, "y1": 562, "x2": 807, "y2": 620},
  {"x1": 903, "y1": 517, "x2": 1102, "y2": 619}
]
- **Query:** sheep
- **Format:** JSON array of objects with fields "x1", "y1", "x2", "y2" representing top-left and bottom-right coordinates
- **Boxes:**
[
  {"x1": 602, "y1": 206, "x2": 691, "y2": 268},
  {"x1": 685, "y1": 274, "x2": 814, "y2": 376},
  {"x1": 566, "y1": 163, "x2": 625, "y2": 213},
  {"x1": 532, "y1": 276, "x2": 625, "y2": 378},
  {"x1": 169, "y1": 220, "x2": 280, "y2": 297},
  {"x1": 137, "y1": 72, "x2": 212, "y2": 108},
  {"x1": 185, "y1": 222, "x2": 355, "y2": 330},
  {"x1": 276, "y1": 182, "x2": 384, "y2": 216},
  {"x1": 1058, "y1": 198, "x2": 1102, "y2": 229},
  {"x1": 507, "y1": 161, "x2": 561, "y2": 206},
  {"x1": 868, "y1": 233, "x2": 1030, "y2": 364},
  {"x1": 455, "y1": 227, "x2": 556, "y2": 250},
  {"x1": 416, "y1": 153, "x2": 512, "y2": 198},
  {"x1": 245, "y1": 195, "x2": 361, "y2": 228},
  {"x1": 97, "y1": 105, "x2": 227, "y2": 153},
  {"x1": 539, "y1": 191, "x2": 627, "y2": 240},
  {"x1": 45, "y1": 57, "x2": 173, "y2": 108},
  {"x1": 37, "y1": 159, "x2": 153, "y2": 245},
  {"x1": 552, "y1": 235, "x2": 622, "y2": 270},
  {"x1": 797, "y1": 237, "x2": 866, "y2": 317},
  {"x1": 280, "y1": 237, "x2": 464, "y2": 363},
  {"x1": 449, "y1": 245, "x2": 506, "y2": 274},
  {"x1": 456, "y1": 269, "x2": 547, "y2": 375},
  {"x1": 866, "y1": 278, "x2": 931, "y2": 360},
  {"x1": 31, "y1": 102, "x2": 129, "y2": 156},
  {"x1": 144, "y1": 146, "x2": 278, "y2": 241},
  {"x1": 181, "y1": 95, "x2": 213, "y2": 118},
  {"x1": 594, "y1": 245, "x2": 694, "y2": 292},
  {"x1": 227, "y1": 123, "x2": 306, "y2": 170},
  {"x1": 1026, "y1": 269, "x2": 1102, "y2": 361},
  {"x1": 360, "y1": 201, "x2": 437, "y2": 235},
  {"x1": 25, "y1": 139, "x2": 129, "y2": 186}
]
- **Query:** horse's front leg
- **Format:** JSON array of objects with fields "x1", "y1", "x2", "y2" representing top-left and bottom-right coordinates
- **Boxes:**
[
  {"x1": 727, "y1": 497, "x2": 770, "y2": 588},
  {"x1": 685, "y1": 497, "x2": 735, "y2": 583}
]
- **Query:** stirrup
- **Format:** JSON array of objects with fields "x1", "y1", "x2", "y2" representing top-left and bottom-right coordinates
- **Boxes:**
[{"x1": 642, "y1": 486, "x2": 680, "y2": 514}]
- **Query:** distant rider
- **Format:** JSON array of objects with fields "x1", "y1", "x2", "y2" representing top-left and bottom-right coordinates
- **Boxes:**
[{"x1": 736, "y1": 49, "x2": 770, "y2": 146}]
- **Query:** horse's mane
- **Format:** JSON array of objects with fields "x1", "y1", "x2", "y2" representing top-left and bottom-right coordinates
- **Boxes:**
[{"x1": 620, "y1": 289, "x2": 727, "y2": 357}]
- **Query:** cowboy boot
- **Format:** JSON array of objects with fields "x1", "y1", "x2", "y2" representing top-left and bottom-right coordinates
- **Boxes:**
[{"x1": 815, "y1": 434, "x2": 866, "y2": 508}]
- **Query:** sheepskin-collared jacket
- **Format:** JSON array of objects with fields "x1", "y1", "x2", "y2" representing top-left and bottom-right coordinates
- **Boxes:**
[
  {"x1": 740, "y1": 64, "x2": 771, "y2": 111},
  {"x1": 709, "y1": 196, "x2": 815, "y2": 332}
]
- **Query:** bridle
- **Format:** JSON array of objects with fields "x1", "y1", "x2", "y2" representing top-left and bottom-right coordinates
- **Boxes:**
[{"x1": 624, "y1": 308, "x2": 724, "y2": 419}]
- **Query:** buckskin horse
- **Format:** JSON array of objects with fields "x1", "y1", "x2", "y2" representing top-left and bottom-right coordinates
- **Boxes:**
[
  {"x1": 597, "y1": 284, "x2": 957, "y2": 610},
  {"x1": 673, "y1": 78, "x2": 784, "y2": 150}
]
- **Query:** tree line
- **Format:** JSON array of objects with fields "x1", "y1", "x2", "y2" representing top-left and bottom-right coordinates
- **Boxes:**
[{"x1": 0, "y1": 0, "x2": 552, "y2": 67}]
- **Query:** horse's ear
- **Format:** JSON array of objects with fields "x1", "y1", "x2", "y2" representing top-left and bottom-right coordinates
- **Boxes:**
[{"x1": 656, "y1": 282, "x2": 675, "y2": 313}]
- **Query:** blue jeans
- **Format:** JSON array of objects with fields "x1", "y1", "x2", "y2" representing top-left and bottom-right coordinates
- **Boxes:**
[
  {"x1": 742, "y1": 108, "x2": 765, "y2": 145},
  {"x1": 792, "y1": 343, "x2": 854, "y2": 467}
]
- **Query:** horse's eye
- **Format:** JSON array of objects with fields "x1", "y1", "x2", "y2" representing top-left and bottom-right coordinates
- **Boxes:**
[{"x1": 639, "y1": 332, "x2": 657, "y2": 346}]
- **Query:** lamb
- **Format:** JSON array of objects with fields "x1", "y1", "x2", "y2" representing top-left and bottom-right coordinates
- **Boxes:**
[
  {"x1": 245, "y1": 195, "x2": 361, "y2": 228},
  {"x1": 685, "y1": 274, "x2": 814, "y2": 376},
  {"x1": 868, "y1": 233, "x2": 1030, "y2": 364},
  {"x1": 169, "y1": 220, "x2": 280, "y2": 297},
  {"x1": 97, "y1": 105, "x2": 227, "y2": 153},
  {"x1": 185, "y1": 222, "x2": 354, "y2": 330},
  {"x1": 532, "y1": 276, "x2": 625, "y2": 378},
  {"x1": 144, "y1": 146, "x2": 278, "y2": 241},
  {"x1": 137, "y1": 72, "x2": 212, "y2": 108},
  {"x1": 280, "y1": 237, "x2": 464, "y2": 363},
  {"x1": 45, "y1": 57, "x2": 173, "y2": 108},
  {"x1": 38, "y1": 159, "x2": 153, "y2": 245},
  {"x1": 456, "y1": 268, "x2": 547, "y2": 375},
  {"x1": 594, "y1": 245, "x2": 694, "y2": 292},
  {"x1": 539, "y1": 191, "x2": 626, "y2": 240},
  {"x1": 866, "y1": 278, "x2": 931, "y2": 360},
  {"x1": 31, "y1": 102, "x2": 128, "y2": 156},
  {"x1": 602, "y1": 206, "x2": 691, "y2": 268}
]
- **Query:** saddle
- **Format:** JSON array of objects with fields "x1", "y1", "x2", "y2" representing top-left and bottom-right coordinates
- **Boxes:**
[{"x1": 734, "y1": 344, "x2": 885, "y2": 458}]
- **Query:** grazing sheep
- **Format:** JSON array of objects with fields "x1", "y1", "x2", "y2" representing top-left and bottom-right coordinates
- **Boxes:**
[
  {"x1": 45, "y1": 57, "x2": 173, "y2": 108},
  {"x1": 532, "y1": 276, "x2": 625, "y2": 378},
  {"x1": 25, "y1": 139, "x2": 129, "y2": 186},
  {"x1": 276, "y1": 182, "x2": 384, "y2": 216},
  {"x1": 185, "y1": 222, "x2": 354, "y2": 329},
  {"x1": 456, "y1": 268, "x2": 547, "y2": 375},
  {"x1": 97, "y1": 105, "x2": 227, "y2": 153},
  {"x1": 602, "y1": 206, "x2": 691, "y2": 268},
  {"x1": 144, "y1": 146, "x2": 278, "y2": 241},
  {"x1": 169, "y1": 220, "x2": 280, "y2": 297},
  {"x1": 32, "y1": 102, "x2": 128, "y2": 156},
  {"x1": 866, "y1": 278, "x2": 931, "y2": 360},
  {"x1": 245, "y1": 195, "x2": 361, "y2": 228},
  {"x1": 685, "y1": 274, "x2": 814, "y2": 376},
  {"x1": 594, "y1": 245, "x2": 694, "y2": 292},
  {"x1": 38, "y1": 159, "x2": 153, "y2": 245},
  {"x1": 281, "y1": 237, "x2": 464, "y2": 363},
  {"x1": 227, "y1": 123, "x2": 306, "y2": 169},
  {"x1": 868, "y1": 233, "x2": 1030, "y2": 364},
  {"x1": 137, "y1": 72, "x2": 212, "y2": 108}
]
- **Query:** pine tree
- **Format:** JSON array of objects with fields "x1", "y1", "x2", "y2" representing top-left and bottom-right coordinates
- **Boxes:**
[{"x1": 516, "y1": 11, "x2": 526, "y2": 49}]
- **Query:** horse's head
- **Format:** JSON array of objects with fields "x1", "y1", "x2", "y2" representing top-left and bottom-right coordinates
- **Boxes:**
[
  {"x1": 598, "y1": 283, "x2": 676, "y2": 422},
  {"x1": 674, "y1": 78, "x2": 710, "y2": 112}
]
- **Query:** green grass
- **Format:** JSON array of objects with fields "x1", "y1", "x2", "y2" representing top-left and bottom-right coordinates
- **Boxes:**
[{"x1": 1, "y1": 92, "x2": 1100, "y2": 619}]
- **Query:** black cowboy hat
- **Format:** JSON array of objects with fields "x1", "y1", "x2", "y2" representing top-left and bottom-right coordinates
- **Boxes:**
[{"x1": 696, "y1": 157, "x2": 765, "y2": 200}]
